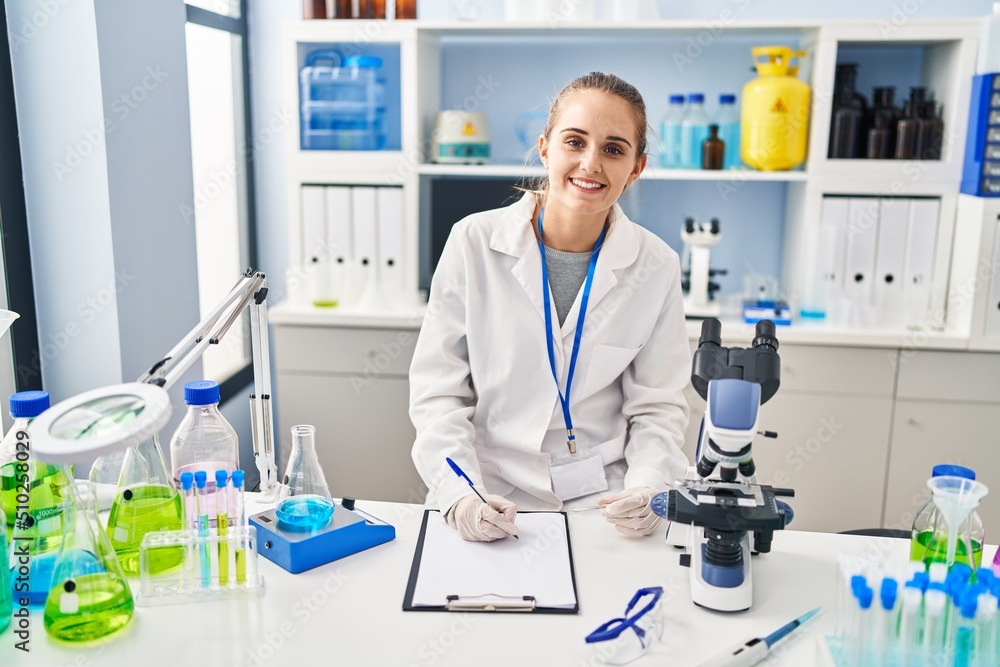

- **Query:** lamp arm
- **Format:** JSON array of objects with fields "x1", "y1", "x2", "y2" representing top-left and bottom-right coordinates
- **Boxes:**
[{"x1": 136, "y1": 268, "x2": 278, "y2": 495}]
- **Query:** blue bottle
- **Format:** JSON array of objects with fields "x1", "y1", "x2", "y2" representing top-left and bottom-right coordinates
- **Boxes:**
[
  {"x1": 717, "y1": 94, "x2": 741, "y2": 169},
  {"x1": 659, "y1": 94, "x2": 686, "y2": 169},
  {"x1": 680, "y1": 93, "x2": 710, "y2": 169}
]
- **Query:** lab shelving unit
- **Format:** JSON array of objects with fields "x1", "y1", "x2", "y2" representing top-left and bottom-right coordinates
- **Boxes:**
[{"x1": 272, "y1": 17, "x2": 1000, "y2": 536}]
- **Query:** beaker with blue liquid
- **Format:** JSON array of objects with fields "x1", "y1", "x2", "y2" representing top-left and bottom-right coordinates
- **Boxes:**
[{"x1": 276, "y1": 425, "x2": 334, "y2": 532}]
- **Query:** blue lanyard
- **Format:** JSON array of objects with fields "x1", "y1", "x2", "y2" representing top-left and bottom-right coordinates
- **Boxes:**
[{"x1": 537, "y1": 207, "x2": 607, "y2": 455}]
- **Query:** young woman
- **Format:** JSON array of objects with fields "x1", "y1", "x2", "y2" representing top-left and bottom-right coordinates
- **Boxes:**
[{"x1": 410, "y1": 72, "x2": 690, "y2": 541}]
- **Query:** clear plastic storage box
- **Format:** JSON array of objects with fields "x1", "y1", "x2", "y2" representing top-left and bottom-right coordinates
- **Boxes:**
[{"x1": 300, "y1": 50, "x2": 386, "y2": 151}]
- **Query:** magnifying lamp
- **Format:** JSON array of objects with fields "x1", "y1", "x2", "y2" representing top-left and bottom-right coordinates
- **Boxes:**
[{"x1": 29, "y1": 270, "x2": 279, "y2": 497}]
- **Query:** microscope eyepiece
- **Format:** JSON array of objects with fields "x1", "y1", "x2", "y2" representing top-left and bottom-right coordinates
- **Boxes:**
[
  {"x1": 698, "y1": 318, "x2": 722, "y2": 348},
  {"x1": 684, "y1": 217, "x2": 696, "y2": 234},
  {"x1": 752, "y1": 319, "x2": 778, "y2": 351}
]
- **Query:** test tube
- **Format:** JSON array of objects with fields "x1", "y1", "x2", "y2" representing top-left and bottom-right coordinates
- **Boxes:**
[
  {"x1": 974, "y1": 593, "x2": 997, "y2": 667},
  {"x1": 898, "y1": 583, "x2": 923, "y2": 666},
  {"x1": 215, "y1": 470, "x2": 230, "y2": 586},
  {"x1": 923, "y1": 584, "x2": 948, "y2": 667},
  {"x1": 852, "y1": 584, "x2": 874, "y2": 667},
  {"x1": 232, "y1": 470, "x2": 246, "y2": 585},
  {"x1": 194, "y1": 471, "x2": 211, "y2": 588},
  {"x1": 955, "y1": 592, "x2": 978, "y2": 667},
  {"x1": 877, "y1": 578, "x2": 899, "y2": 666},
  {"x1": 179, "y1": 472, "x2": 195, "y2": 591}
]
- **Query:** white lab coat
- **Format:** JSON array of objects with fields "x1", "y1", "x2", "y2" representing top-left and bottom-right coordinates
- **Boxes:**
[{"x1": 410, "y1": 192, "x2": 691, "y2": 513}]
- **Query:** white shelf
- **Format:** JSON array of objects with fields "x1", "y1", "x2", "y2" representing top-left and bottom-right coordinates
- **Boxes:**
[
  {"x1": 271, "y1": 302, "x2": 972, "y2": 351},
  {"x1": 685, "y1": 318, "x2": 971, "y2": 350},
  {"x1": 270, "y1": 302, "x2": 426, "y2": 329},
  {"x1": 416, "y1": 163, "x2": 808, "y2": 181}
]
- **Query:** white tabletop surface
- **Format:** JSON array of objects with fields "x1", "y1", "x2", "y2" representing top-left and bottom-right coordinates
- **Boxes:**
[{"x1": 3, "y1": 500, "x2": 997, "y2": 667}]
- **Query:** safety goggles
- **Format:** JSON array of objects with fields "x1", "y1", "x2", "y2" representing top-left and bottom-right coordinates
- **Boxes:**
[{"x1": 585, "y1": 586, "x2": 664, "y2": 665}]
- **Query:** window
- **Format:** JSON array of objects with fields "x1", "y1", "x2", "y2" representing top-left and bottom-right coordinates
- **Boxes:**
[
  {"x1": 185, "y1": 1, "x2": 257, "y2": 397},
  {"x1": 0, "y1": 1, "x2": 41, "y2": 431}
]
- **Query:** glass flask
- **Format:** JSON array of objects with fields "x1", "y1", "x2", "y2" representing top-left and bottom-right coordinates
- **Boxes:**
[
  {"x1": 1, "y1": 392, "x2": 74, "y2": 604},
  {"x1": 1, "y1": 506, "x2": 10, "y2": 635},
  {"x1": 277, "y1": 425, "x2": 334, "y2": 530},
  {"x1": 910, "y1": 465, "x2": 985, "y2": 569},
  {"x1": 106, "y1": 434, "x2": 183, "y2": 574},
  {"x1": 44, "y1": 480, "x2": 134, "y2": 642}
]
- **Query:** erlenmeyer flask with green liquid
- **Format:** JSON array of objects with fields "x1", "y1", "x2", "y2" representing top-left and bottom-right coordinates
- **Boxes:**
[
  {"x1": 105, "y1": 435, "x2": 183, "y2": 574},
  {"x1": 44, "y1": 480, "x2": 134, "y2": 642},
  {"x1": 9, "y1": 462, "x2": 74, "y2": 605}
]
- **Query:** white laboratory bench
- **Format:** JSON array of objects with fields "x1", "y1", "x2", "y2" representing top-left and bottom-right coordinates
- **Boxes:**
[{"x1": 4, "y1": 499, "x2": 996, "y2": 666}]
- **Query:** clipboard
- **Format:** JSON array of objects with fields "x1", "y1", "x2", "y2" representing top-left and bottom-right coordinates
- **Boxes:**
[{"x1": 402, "y1": 509, "x2": 580, "y2": 614}]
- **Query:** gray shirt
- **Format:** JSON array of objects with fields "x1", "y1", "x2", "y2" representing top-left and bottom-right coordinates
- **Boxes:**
[{"x1": 544, "y1": 245, "x2": 593, "y2": 326}]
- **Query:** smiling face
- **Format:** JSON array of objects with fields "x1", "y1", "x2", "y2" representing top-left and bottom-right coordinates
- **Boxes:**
[{"x1": 538, "y1": 89, "x2": 647, "y2": 224}]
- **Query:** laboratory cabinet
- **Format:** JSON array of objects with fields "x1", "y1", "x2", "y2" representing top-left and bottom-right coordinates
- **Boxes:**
[
  {"x1": 883, "y1": 350, "x2": 1000, "y2": 539},
  {"x1": 273, "y1": 323, "x2": 425, "y2": 504}
]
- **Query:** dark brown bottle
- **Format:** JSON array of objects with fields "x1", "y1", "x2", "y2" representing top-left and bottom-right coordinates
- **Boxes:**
[
  {"x1": 304, "y1": 0, "x2": 327, "y2": 18},
  {"x1": 327, "y1": 0, "x2": 353, "y2": 17},
  {"x1": 395, "y1": 0, "x2": 417, "y2": 18},
  {"x1": 702, "y1": 124, "x2": 724, "y2": 170},
  {"x1": 867, "y1": 115, "x2": 890, "y2": 159},
  {"x1": 829, "y1": 64, "x2": 868, "y2": 158},
  {"x1": 895, "y1": 100, "x2": 918, "y2": 159},
  {"x1": 870, "y1": 87, "x2": 899, "y2": 157}
]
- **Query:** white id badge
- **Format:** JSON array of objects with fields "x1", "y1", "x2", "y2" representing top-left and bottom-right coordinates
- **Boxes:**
[{"x1": 550, "y1": 447, "x2": 609, "y2": 502}]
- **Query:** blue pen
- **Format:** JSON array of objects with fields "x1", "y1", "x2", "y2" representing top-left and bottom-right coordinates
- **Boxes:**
[{"x1": 445, "y1": 457, "x2": 518, "y2": 539}]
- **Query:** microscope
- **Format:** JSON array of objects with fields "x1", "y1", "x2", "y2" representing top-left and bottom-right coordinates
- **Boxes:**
[
  {"x1": 652, "y1": 318, "x2": 794, "y2": 612},
  {"x1": 680, "y1": 217, "x2": 727, "y2": 318}
]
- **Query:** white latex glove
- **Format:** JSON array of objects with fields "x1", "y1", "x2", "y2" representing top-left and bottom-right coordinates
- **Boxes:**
[
  {"x1": 445, "y1": 493, "x2": 520, "y2": 542},
  {"x1": 598, "y1": 487, "x2": 661, "y2": 537}
]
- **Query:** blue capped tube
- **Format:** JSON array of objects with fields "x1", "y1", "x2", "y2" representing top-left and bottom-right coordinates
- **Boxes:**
[
  {"x1": 876, "y1": 578, "x2": 899, "y2": 666},
  {"x1": 194, "y1": 471, "x2": 211, "y2": 587}
]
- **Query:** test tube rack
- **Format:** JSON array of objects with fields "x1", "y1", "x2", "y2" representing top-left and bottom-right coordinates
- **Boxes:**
[{"x1": 136, "y1": 525, "x2": 265, "y2": 606}]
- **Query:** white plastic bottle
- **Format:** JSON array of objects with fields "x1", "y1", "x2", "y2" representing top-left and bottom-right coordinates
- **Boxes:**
[
  {"x1": 680, "y1": 93, "x2": 710, "y2": 169},
  {"x1": 170, "y1": 380, "x2": 239, "y2": 497},
  {"x1": 717, "y1": 93, "x2": 741, "y2": 169},
  {"x1": 659, "y1": 94, "x2": 686, "y2": 169}
]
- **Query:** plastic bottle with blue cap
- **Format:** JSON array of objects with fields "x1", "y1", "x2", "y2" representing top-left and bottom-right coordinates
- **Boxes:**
[
  {"x1": 716, "y1": 94, "x2": 741, "y2": 169},
  {"x1": 170, "y1": 380, "x2": 239, "y2": 517},
  {"x1": 680, "y1": 93, "x2": 711, "y2": 168},
  {"x1": 659, "y1": 94, "x2": 686, "y2": 168},
  {"x1": 911, "y1": 464, "x2": 986, "y2": 569}
]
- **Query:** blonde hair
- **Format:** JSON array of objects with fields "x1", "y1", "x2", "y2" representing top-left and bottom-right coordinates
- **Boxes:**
[{"x1": 517, "y1": 71, "x2": 648, "y2": 197}]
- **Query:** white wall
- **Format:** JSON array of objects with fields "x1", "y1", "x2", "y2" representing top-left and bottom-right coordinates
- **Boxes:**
[{"x1": 7, "y1": 0, "x2": 202, "y2": 440}]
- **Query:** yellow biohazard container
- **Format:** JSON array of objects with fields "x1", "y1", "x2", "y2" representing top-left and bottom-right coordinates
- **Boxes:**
[{"x1": 741, "y1": 46, "x2": 810, "y2": 171}]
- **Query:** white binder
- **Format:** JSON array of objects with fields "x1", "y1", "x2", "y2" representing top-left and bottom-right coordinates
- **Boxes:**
[
  {"x1": 377, "y1": 187, "x2": 405, "y2": 307},
  {"x1": 843, "y1": 198, "x2": 880, "y2": 324},
  {"x1": 875, "y1": 198, "x2": 909, "y2": 327},
  {"x1": 325, "y1": 186, "x2": 354, "y2": 264},
  {"x1": 301, "y1": 186, "x2": 326, "y2": 264},
  {"x1": 351, "y1": 187, "x2": 381, "y2": 308},
  {"x1": 815, "y1": 197, "x2": 849, "y2": 322},
  {"x1": 903, "y1": 198, "x2": 940, "y2": 326}
]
